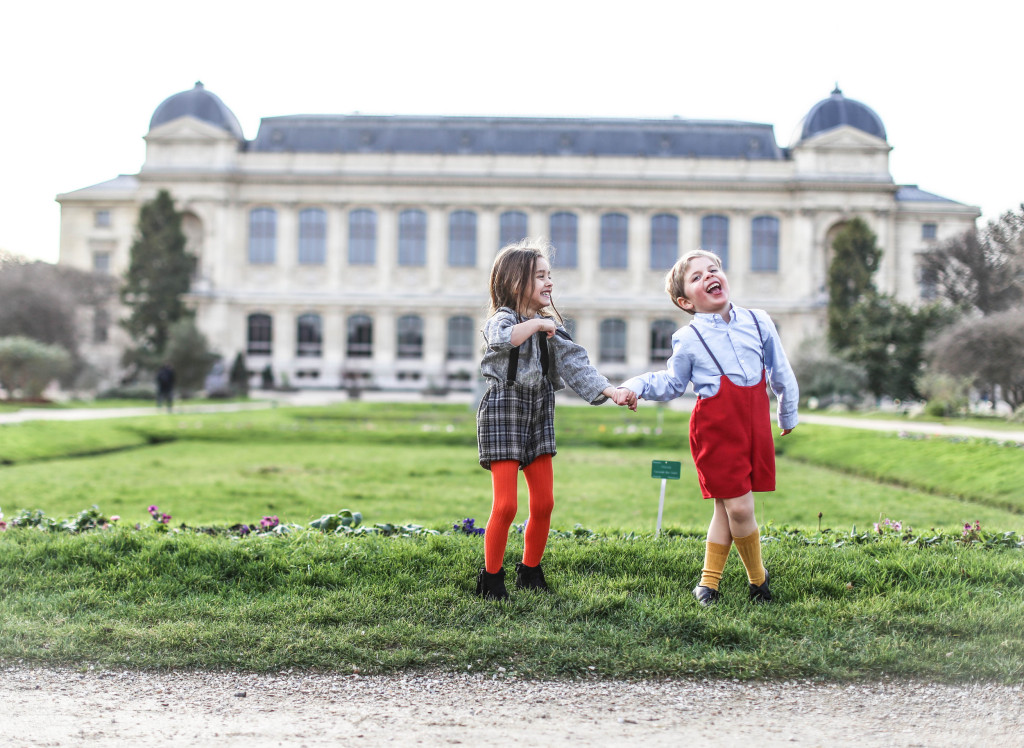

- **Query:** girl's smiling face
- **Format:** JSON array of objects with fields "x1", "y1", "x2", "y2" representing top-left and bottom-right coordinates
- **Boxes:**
[
  {"x1": 677, "y1": 255, "x2": 731, "y2": 317},
  {"x1": 524, "y1": 257, "x2": 553, "y2": 315}
]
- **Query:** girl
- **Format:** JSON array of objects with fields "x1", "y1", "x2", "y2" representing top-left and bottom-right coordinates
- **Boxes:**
[
  {"x1": 475, "y1": 238, "x2": 634, "y2": 600},
  {"x1": 621, "y1": 249, "x2": 798, "y2": 606}
]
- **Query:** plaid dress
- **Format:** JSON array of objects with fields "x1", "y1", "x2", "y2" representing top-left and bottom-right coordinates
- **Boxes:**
[{"x1": 477, "y1": 308, "x2": 611, "y2": 470}]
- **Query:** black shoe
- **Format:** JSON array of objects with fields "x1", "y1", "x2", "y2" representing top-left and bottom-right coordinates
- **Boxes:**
[
  {"x1": 749, "y1": 569, "x2": 772, "y2": 603},
  {"x1": 514, "y1": 562, "x2": 549, "y2": 591},
  {"x1": 475, "y1": 567, "x2": 509, "y2": 600},
  {"x1": 692, "y1": 585, "x2": 721, "y2": 607}
]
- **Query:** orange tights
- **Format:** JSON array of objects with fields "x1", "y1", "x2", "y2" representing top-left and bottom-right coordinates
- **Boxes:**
[{"x1": 484, "y1": 455, "x2": 553, "y2": 573}]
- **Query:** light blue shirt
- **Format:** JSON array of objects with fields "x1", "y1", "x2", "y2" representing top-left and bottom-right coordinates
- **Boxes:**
[{"x1": 622, "y1": 304, "x2": 799, "y2": 430}]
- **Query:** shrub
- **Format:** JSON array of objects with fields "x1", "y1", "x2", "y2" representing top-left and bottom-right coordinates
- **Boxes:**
[{"x1": 0, "y1": 336, "x2": 72, "y2": 399}]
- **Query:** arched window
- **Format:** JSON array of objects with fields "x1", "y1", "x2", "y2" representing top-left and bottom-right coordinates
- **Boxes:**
[
  {"x1": 600, "y1": 213, "x2": 628, "y2": 269},
  {"x1": 448, "y1": 210, "x2": 477, "y2": 267},
  {"x1": 751, "y1": 215, "x2": 780, "y2": 272},
  {"x1": 296, "y1": 313, "x2": 322, "y2": 357},
  {"x1": 599, "y1": 319, "x2": 627, "y2": 362},
  {"x1": 650, "y1": 214, "x2": 678, "y2": 270},
  {"x1": 248, "y1": 208, "x2": 276, "y2": 264},
  {"x1": 701, "y1": 215, "x2": 730, "y2": 269},
  {"x1": 447, "y1": 316, "x2": 475, "y2": 360},
  {"x1": 398, "y1": 210, "x2": 427, "y2": 266},
  {"x1": 348, "y1": 209, "x2": 377, "y2": 265},
  {"x1": 247, "y1": 313, "x2": 273, "y2": 356},
  {"x1": 182, "y1": 212, "x2": 203, "y2": 276},
  {"x1": 397, "y1": 315, "x2": 424, "y2": 358},
  {"x1": 298, "y1": 208, "x2": 326, "y2": 265},
  {"x1": 650, "y1": 319, "x2": 676, "y2": 363},
  {"x1": 499, "y1": 211, "x2": 528, "y2": 248},
  {"x1": 549, "y1": 212, "x2": 578, "y2": 268},
  {"x1": 346, "y1": 314, "x2": 373, "y2": 358}
]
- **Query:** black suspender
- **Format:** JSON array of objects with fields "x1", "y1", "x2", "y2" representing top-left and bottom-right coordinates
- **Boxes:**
[
  {"x1": 690, "y1": 309, "x2": 766, "y2": 376},
  {"x1": 506, "y1": 332, "x2": 550, "y2": 385}
]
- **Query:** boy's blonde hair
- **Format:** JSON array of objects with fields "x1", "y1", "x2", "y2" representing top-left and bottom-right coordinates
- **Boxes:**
[
  {"x1": 488, "y1": 237, "x2": 562, "y2": 322},
  {"x1": 664, "y1": 249, "x2": 724, "y2": 314}
]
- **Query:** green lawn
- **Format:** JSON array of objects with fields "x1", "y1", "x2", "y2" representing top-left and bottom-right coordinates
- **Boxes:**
[
  {"x1": 2, "y1": 402, "x2": 1022, "y2": 682},
  {"x1": 2, "y1": 403, "x2": 1021, "y2": 532}
]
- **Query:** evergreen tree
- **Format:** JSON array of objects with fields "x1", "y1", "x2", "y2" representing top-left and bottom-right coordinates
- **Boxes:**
[
  {"x1": 827, "y1": 218, "x2": 882, "y2": 351},
  {"x1": 120, "y1": 190, "x2": 196, "y2": 371},
  {"x1": 229, "y1": 352, "x2": 250, "y2": 396}
]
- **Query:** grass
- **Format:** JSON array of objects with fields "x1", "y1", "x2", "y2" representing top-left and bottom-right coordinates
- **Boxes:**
[
  {"x1": 1, "y1": 528, "x2": 1021, "y2": 681},
  {"x1": 1, "y1": 401, "x2": 1023, "y2": 681}
]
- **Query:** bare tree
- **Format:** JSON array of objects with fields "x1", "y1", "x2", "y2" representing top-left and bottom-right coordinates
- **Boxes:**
[
  {"x1": 0, "y1": 253, "x2": 116, "y2": 376},
  {"x1": 919, "y1": 205, "x2": 1024, "y2": 315},
  {"x1": 926, "y1": 310, "x2": 1024, "y2": 410}
]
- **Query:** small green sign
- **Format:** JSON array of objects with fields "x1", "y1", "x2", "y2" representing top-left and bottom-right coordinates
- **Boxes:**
[{"x1": 651, "y1": 460, "x2": 681, "y2": 480}]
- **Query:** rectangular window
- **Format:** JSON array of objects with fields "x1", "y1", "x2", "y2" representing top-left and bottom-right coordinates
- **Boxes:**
[
  {"x1": 701, "y1": 215, "x2": 730, "y2": 269},
  {"x1": 93, "y1": 308, "x2": 110, "y2": 343},
  {"x1": 750, "y1": 216, "x2": 779, "y2": 273},
  {"x1": 650, "y1": 214, "x2": 678, "y2": 270},
  {"x1": 922, "y1": 222, "x2": 937, "y2": 240},
  {"x1": 550, "y1": 213, "x2": 578, "y2": 268},
  {"x1": 298, "y1": 209, "x2": 327, "y2": 265},
  {"x1": 92, "y1": 251, "x2": 111, "y2": 274},
  {"x1": 448, "y1": 211, "x2": 477, "y2": 267},
  {"x1": 499, "y1": 211, "x2": 528, "y2": 248},
  {"x1": 249, "y1": 208, "x2": 277, "y2": 264},
  {"x1": 94, "y1": 210, "x2": 111, "y2": 228},
  {"x1": 349, "y1": 209, "x2": 377, "y2": 265},
  {"x1": 398, "y1": 210, "x2": 427, "y2": 266},
  {"x1": 600, "y1": 213, "x2": 629, "y2": 269}
]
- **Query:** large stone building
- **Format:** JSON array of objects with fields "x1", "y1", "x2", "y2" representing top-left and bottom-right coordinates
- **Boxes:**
[{"x1": 57, "y1": 83, "x2": 979, "y2": 391}]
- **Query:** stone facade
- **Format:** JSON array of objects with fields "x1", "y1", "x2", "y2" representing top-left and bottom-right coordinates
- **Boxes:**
[{"x1": 57, "y1": 84, "x2": 980, "y2": 391}]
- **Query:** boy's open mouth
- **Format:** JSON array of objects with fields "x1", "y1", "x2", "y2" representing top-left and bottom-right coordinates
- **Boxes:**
[{"x1": 706, "y1": 281, "x2": 722, "y2": 294}]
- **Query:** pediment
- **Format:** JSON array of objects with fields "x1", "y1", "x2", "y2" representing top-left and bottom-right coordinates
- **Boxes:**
[
  {"x1": 145, "y1": 116, "x2": 239, "y2": 143},
  {"x1": 795, "y1": 125, "x2": 891, "y2": 152}
]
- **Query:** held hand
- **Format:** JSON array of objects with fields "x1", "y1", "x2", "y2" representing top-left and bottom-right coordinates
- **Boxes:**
[
  {"x1": 780, "y1": 427, "x2": 794, "y2": 436},
  {"x1": 609, "y1": 387, "x2": 637, "y2": 411}
]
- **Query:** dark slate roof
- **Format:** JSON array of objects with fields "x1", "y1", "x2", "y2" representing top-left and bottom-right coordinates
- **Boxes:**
[
  {"x1": 249, "y1": 114, "x2": 787, "y2": 160},
  {"x1": 895, "y1": 185, "x2": 959, "y2": 203},
  {"x1": 797, "y1": 86, "x2": 886, "y2": 142},
  {"x1": 150, "y1": 82, "x2": 244, "y2": 140}
]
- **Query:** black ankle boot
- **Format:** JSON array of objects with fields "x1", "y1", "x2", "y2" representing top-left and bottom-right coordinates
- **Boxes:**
[
  {"x1": 475, "y1": 567, "x2": 509, "y2": 600},
  {"x1": 514, "y1": 562, "x2": 549, "y2": 591}
]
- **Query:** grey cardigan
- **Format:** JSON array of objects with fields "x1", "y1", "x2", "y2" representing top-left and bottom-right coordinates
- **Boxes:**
[{"x1": 480, "y1": 308, "x2": 611, "y2": 405}]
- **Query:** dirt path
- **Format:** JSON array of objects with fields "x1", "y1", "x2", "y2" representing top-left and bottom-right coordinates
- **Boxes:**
[{"x1": 2, "y1": 666, "x2": 1021, "y2": 747}]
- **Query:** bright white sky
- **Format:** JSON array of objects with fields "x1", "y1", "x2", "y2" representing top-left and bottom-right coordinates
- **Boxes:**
[{"x1": 2, "y1": 0, "x2": 1021, "y2": 263}]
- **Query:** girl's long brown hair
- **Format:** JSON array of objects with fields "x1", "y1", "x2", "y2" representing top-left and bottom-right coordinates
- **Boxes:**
[{"x1": 487, "y1": 238, "x2": 562, "y2": 322}]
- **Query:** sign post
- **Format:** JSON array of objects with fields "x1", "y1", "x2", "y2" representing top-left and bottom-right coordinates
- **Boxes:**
[{"x1": 650, "y1": 460, "x2": 681, "y2": 537}]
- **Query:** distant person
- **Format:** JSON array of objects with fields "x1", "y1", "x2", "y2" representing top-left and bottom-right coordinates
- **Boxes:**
[
  {"x1": 474, "y1": 239, "x2": 635, "y2": 601},
  {"x1": 620, "y1": 250, "x2": 798, "y2": 606},
  {"x1": 155, "y1": 363, "x2": 175, "y2": 412}
]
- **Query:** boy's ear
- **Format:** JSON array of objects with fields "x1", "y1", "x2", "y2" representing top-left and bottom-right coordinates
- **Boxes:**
[{"x1": 676, "y1": 296, "x2": 694, "y2": 312}]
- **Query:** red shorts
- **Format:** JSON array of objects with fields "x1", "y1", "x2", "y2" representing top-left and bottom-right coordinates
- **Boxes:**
[{"x1": 688, "y1": 373, "x2": 776, "y2": 499}]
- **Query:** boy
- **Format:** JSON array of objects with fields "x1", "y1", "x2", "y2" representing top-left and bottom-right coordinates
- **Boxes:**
[{"x1": 620, "y1": 250, "x2": 798, "y2": 605}]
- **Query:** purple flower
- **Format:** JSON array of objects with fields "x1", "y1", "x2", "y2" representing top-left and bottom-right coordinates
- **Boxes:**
[
  {"x1": 159, "y1": 513, "x2": 171, "y2": 524},
  {"x1": 148, "y1": 505, "x2": 159, "y2": 517},
  {"x1": 260, "y1": 515, "x2": 279, "y2": 530},
  {"x1": 239, "y1": 524, "x2": 251, "y2": 536}
]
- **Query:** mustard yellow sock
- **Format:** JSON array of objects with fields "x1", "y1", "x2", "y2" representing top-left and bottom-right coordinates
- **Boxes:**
[
  {"x1": 733, "y1": 529, "x2": 765, "y2": 586},
  {"x1": 698, "y1": 541, "x2": 731, "y2": 591}
]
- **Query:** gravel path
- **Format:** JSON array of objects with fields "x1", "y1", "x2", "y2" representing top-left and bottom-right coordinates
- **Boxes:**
[{"x1": 2, "y1": 666, "x2": 1021, "y2": 747}]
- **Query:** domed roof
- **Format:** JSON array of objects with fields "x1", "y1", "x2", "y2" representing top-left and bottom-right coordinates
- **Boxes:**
[
  {"x1": 149, "y1": 81, "x2": 244, "y2": 140},
  {"x1": 796, "y1": 86, "x2": 886, "y2": 143}
]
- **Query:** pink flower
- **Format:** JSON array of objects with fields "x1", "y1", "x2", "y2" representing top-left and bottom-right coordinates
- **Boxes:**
[{"x1": 110, "y1": 515, "x2": 120, "y2": 522}]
